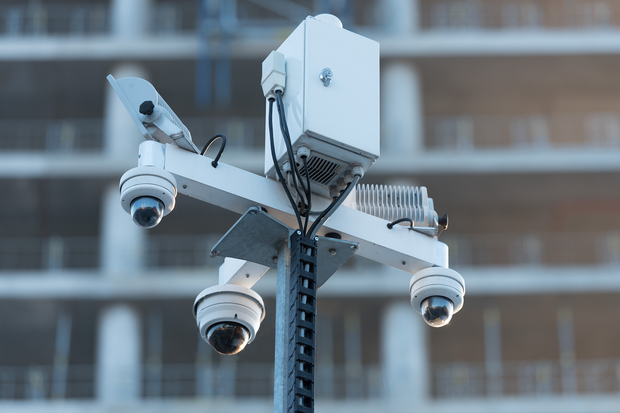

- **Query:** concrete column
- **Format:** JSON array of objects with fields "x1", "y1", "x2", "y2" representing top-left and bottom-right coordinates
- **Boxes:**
[
  {"x1": 377, "y1": 0, "x2": 420, "y2": 33},
  {"x1": 51, "y1": 309, "x2": 72, "y2": 400},
  {"x1": 344, "y1": 311, "x2": 363, "y2": 399},
  {"x1": 557, "y1": 306, "x2": 577, "y2": 394},
  {"x1": 195, "y1": 333, "x2": 214, "y2": 397},
  {"x1": 110, "y1": 0, "x2": 152, "y2": 37},
  {"x1": 381, "y1": 62, "x2": 424, "y2": 154},
  {"x1": 96, "y1": 183, "x2": 145, "y2": 402},
  {"x1": 100, "y1": 184, "x2": 144, "y2": 274},
  {"x1": 106, "y1": 0, "x2": 151, "y2": 156},
  {"x1": 145, "y1": 311, "x2": 163, "y2": 398},
  {"x1": 316, "y1": 315, "x2": 334, "y2": 399},
  {"x1": 103, "y1": 64, "x2": 148, "y2": 159},
  {"x1": 381, "y1": 301, "x2": 428, "y2": 405},
  {"x1": 483, "y1": 307, "x2": 503, "y2": 397},
  {"x1": 96, "y1": 304, "x2": 142, "y2": 401},
  {"x1": 96, "y1": 1, "x2": 152, "y2": 403}
]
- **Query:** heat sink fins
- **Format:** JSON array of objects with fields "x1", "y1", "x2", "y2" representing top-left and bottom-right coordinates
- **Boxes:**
[{"x1": 354, "y1": 184, "x2": 435, "y2": 227}]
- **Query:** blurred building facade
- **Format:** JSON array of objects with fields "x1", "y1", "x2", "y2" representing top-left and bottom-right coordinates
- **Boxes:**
[{"x1": 1, "y1": 0, "x2": 620, "y2": 412}]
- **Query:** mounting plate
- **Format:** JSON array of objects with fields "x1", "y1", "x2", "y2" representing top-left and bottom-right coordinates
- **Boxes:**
[{"x1": 211, "y1": 207, "x2": 358, "y2": 288}]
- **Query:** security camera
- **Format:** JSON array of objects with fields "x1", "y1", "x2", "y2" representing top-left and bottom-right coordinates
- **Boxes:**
[
  {"x1": 193, "y1": 284, "x2": 266, "y2": 355},
  {"x1": 119, "y1": 165, "x2": 177, "y2": 229},
  {"x1": 409, "y1": 267, "x2": 465, "y2": 328}
]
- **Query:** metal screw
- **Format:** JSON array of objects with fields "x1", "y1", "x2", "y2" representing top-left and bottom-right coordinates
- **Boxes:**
[
  {"x1": 315, "y1": 237, "x2": 319, "y2": 241},
  {"x1": 402, "y1": 261, "x2": 406, "y2": 265},
  {"x1": 246, "y1": 273, "x2": 250, "y2": 278},
  {"x1": 319, "y1": 68, "x2": 333, "y2": 87},
  {"x1": 329, "y1": 249, "x2": 336, "y2": 256},
  {"x1": 182, "y1": 184, "x2": 187, "y2": 189},
  {"x1": 297, "y1": 230, "x2": 302, "y2": 235},
  {"x1": 350, "y1": 245, "x2": 357, "y2": 250},
  {"x1": 250, "y1": 210, "x2": 256, "y2": 215}
]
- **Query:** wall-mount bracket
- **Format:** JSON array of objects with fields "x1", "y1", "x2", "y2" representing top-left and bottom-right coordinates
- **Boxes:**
[{"x1": 210, "y1": 207, "x2": 358, "y2": 288}]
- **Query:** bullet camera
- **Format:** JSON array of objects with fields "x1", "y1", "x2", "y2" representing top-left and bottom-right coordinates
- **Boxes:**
[
  {"x1": 409, "y1": 267, "x2": 465, "y2": 328},
  {"x1": 119, "y1": 166, "x2": 177, "y2": 229},
  {"x1": 193, "y1": 284, "x2": 266, "y2": 355}
]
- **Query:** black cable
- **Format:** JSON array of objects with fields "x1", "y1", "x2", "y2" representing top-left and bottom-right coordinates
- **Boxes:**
[
  {"x1": 268, "y1": 99, "x2": 303, "y2": 231},
  {"x1": 200, "y1": 134, "x2": 227, "y2": 168},
  {"x1": 275, "y1": 91, "x2": 309, "y2": 216},
  {"x1": 274, "y1": 94, "x2": 302, "y2": 187},
  {"x1": 308, "y1": 175, "x2": 360, "y2": 239},
  {"x1": 278, "y1": 118, "x2": 307, "y2": 217},
  {"x1": 302, "y1": 156, "x2": 312, "y2": 235},
  {"x1": 276, "y1": 92, "x2": 311, "y2": 205},
  {"x1": 289, "y1": 170, "x2": 307, "y2": 216},
  {"x1": 387, "y1": 218, "x2": 414, "y2": 229},
  {"x1": 300, "y1": 155, "x2": 312, "y2": 219},
  {"x1": 308, "y1": 196, "x2": 339, "y2": 238},
  {"x1": 276, "y1": 92, "x2": 307, "y2": 191}
]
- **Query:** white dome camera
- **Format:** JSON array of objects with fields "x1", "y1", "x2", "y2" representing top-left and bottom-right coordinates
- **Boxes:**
[
  {"x1": 193, "y1": 284, "x2": 266, "y2": 355},
  {"x1": 119, "y1": 166, "x2": 177, "y2": 229},
  {"x1": 409, "y1": 267, "x2": 465, "y2": 328}
]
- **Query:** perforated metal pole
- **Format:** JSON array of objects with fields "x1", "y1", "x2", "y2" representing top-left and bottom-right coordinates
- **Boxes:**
[
  {"x1": 287, "y1": 232, "x2": 318, "y2": 412},
  {"x1": 273, "y1": 232, "x2": 318, "y2": 413},
  {"x1": 274, "y1": 240, "x2": 291, "y2": 413}
]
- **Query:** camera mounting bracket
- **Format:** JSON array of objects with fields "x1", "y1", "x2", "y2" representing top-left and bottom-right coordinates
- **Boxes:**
[{"x1": 211, "y1": 206, "x2": 358, "y2": 288}]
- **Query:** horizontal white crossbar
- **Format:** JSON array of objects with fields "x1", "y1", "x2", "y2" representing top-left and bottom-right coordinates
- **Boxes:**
[{"x1": 164, "y1": 144, "x2": 448, "y2": 274}]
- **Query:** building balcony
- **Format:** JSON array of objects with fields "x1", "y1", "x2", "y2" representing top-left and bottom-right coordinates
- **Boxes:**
[
  {"x1": 4, "y1": 230, "x2": 618, "y2": 274},
  {"x1": 2, "y1": 359, "x2": 620, "y2": 413},
  {"x1": 0, "y1": 234, "x2": 224, "y2": 273},
  {"x1": 0, "y1": 362, "x2": 381, "y2": 401},
  {"x1": 3, "y1": 112, "x2": 620, "y2": 177},
  {"x1": 426, "y1": 112, "x2": 620, "y2": 152},
  {"x1": 421, "y1": 0, "x2": 620, "y2": 32},
  {"x1": 1, "y1": 230, "x2": 620, "y2": 298},
  {"x1": 0, "y1": 117, "x2": 265, "y2": 176},
  {"x1": 433, "y1": 358, "x2": 620, "y2": 399},
  {"x1": 381, "y1": 112, "x2": 620, "y2": 175},
  {"x1": 0, "y1": 1, "x2": 377, "y2": 39},
  {"x1": 4, "y1": 0, "x2": 620, "y2": 40},
  {"x1": 3, "y1": 1, "x2": 620, "y2": 61},
  {"x1": 0, "y1": 117, "x2": 263, "y2": 154},
  {"x1": 0, "y1": 118, "x2": 103, "y2": 153},
  {"x1": 443, "y1": 231, "x2": 620, "y2": 267}
]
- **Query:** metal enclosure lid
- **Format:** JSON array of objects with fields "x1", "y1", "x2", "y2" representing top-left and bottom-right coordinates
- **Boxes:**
[
  {"x1": 303, "y1": 17, "x2": 380, "y2": 162},
  {"x1": 264, "y1": 16, "x2": 380, "y2": 195}
]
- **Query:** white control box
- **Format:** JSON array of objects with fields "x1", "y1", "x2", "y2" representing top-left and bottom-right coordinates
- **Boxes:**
[{"x1": 264, "y1": 15, "x2": 380, "y2": 198}]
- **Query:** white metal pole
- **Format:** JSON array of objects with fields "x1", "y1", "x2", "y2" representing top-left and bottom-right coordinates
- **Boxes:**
[{"x1": 273, "y1": 240, "x2": 290, "y2": 413}]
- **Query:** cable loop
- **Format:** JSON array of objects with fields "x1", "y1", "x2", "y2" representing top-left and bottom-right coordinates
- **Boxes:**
[
  {"x1": 387, "y1": 218, "x2": 414, "y2": 229},
  {"x1": 200, "y1": 134, "x2": 227, "y2": 168}
]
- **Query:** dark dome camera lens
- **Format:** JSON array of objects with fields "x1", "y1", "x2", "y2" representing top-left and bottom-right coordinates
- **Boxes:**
[
  {"x1": 206, "y1": 322, "x2": 250, "y2": 355},
  {"x1": 130, "y1": 196, "x2": 164, "y2": 229},
  {"x1": 421, "y1": 296, "x2": 454, "y2": 328}
]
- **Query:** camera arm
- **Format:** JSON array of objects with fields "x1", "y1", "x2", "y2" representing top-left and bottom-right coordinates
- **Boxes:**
[{"x1": 130, "y1": 141, "x2": 449, "y2": 274}]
